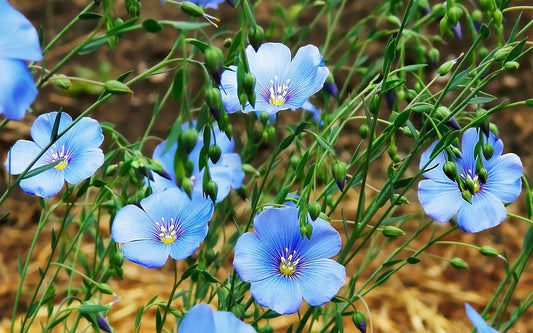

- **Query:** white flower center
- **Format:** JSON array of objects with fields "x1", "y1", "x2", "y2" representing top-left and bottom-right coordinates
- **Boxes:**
[
  {"x1": 268, "y1": 76, "x2": 291, "y2": 106},
  {"x1": 50, "y1": 144, "x2": 70, "y2": 170},
  {"x1": 155, "y1": 217, "x2": 179, "y2": 244},
  {"x1": 460, "y1": 169, "x2": 480, "y2": 193},
  {"x1": 279, "y1": 247, "x2": 300, "y2": 276}
]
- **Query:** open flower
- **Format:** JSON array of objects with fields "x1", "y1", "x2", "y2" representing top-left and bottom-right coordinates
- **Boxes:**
[
  {"x1": 111, "y1": 188, "x2": 214, "y2": 268},
  {"x1": 150, "y1": 123, "x2": 244, "y2": 202},
  {"x1": 465, "y1": 303, "x2": 500, "y2": 333},
  {"x1": 418, "y1": 128, "x2": 523, "y2": 232},
  {"x1": 4, "y1": 112, "x2": 104, "y2": 197},
  {"x1": 0, "y1": 0, "x2": 43, "y2": 120},
  {"x1": 233, "y1": 206, "x2": 346, "y2": 315},
  {"x1": 178, "y1": 303, "x2": 256, "y2": 333},
  {"x1": 221, "y1": 43, "x2": 329, "y2": 115}
]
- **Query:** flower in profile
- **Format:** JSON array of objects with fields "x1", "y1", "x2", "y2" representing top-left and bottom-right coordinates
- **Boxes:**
[
  {"x1": 233, "y1": 206, "x2": 346, "y2": 315},
  {"x1": 150, "y1": 123, "x2": 244, "y2": 203},
  {"x1": 4, "y1": 112, "x2": 104, "y2": 197},
  {"x1": 418, "y1": 128, "x2": 523, "y2": 232},
  {"x1": 178, "y1": 303, "x2": 256, "y2": 333},
  {"x1": 0, "y1": 0, "x2": 43, "y2": 120},
  {"x1": 221, "y1": 43, "x2": 329, "y2": 115},
  {"x1": 111, "y1": 188, "x2": 214, "y2": 268},
  {"x1": 465, "y1": 303, "x2": 500, "y2": 333}
]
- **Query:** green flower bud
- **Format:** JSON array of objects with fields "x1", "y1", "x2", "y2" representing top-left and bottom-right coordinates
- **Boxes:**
[
  {"x1": 180, "y1": 1, "x2": 204, "y2": 17},
  {"x1": 258, "y1": 323, "x2": 274, "y2": 333},
  {"x1": 231, "y1": 304, "x2": 244, "y2": 319},
  {"x1": 239, "y1": 92, "x2": 248, "y2": 107},
  {"x1": 300, "y1": 224, "x2": 307, "y2": 238},
  {"x1": 478, "y1": 168, "x2": 488, "y2": 184},
  {"x1": 54, "y1": 74, "x2": 72, "y2": 90},
  {"x1": 428, "y1": 47, "x2": 439, "y2": 64},
  {"x1": 482, "y1": 143, "x2": 494, "y2": 160},
  {"x1": 248, "y1": 25, "x2": 264, "y2": 51},
  {"x1": 104, "y1": 80, "x2": 132, "y2": 94},
  {"x1": 105, "y1": 164, "x2": 118, "y2": 176},
  {"x1": 369, "y1": 94, "x2": 380, "y2": 114},
  {"x1": 241, "y1": 163, "x2": 259, "y2": 175},
  {"x1": 205, "y1": 180, "x2": 218, "y2": 202},
  {"x1": 489, "y1": 123, "x2": 499, "y2": 136},
  {"x1": 493, "y1": 9, "x2": 502, "y2": 26},
  {"x1": 447, "y1": 6, "x2": 462, "y2": 27},
  {"x1": 208, "y1": 145, "x2": 222, "y2": 163},
  {"x1": 439, "y1": 16, "x2": 449, "y2": 36},
  {"x1": 352, "y1": 311, "x2": 367, "y2": 333},
  {"x1": 223, "y1": 38, "x2": 232, "y2": 48},
  {"x1": 465, "y1": 177, "x2": 476, "y2": 194},
  {"x1": 435, "y1": 105, "x2": 451, "y2": 120},
  {"x1": 332, "y1": 161, "x2": 347, "y2": 190},
  {"x1": 308, "y1": 202, "x2": 321, "y2": 221},
  {"x1": 125, "y1": 0, "x2": 141, "y2": 16},
  {"x1": 461, "y1": 190, "x2": 472, "y2": 203},
  {"x1": 504, "y1": 61, "x2": 519, "y2": 72},
  {"x1": 180, "y1": 128, "x2": 198, "y2": 154},
  {"x1": 450, "y1": 257, "x2": 469, "y2": 269},
  {"x1": 479, "y1": 47, "x2": 489, "y2": 60},
  {"x1": 472, "y1": 9, "x2": 483, "y2": 23},
  {"x1": 392, "y1": 193, "x2": 409, "y2": 205},
  {"x1": 443, "y1": 161, "x2": 458, "y2": 181},
  {"x1": 305, "y1": 222, "x2": 313, "y2": 239},
  {"x1": 382, "y1": 225, "x2": 405, "y2": 239},
  {"x1": 205, "y1": 87, "x2": 222, "y2": 109},
  {"x1": 185, "y1": 159, "x2": 194, "y2": 177},
  {"x1": 243, "y1": 73, "x2": 256, "y2": 97},
  {"x1": 493, "y1": 46, "x2": 513, "y2": 62},
  {"x1": 182, "y1": 177, "x2": 193, "y2": 197},
  {"x1": 358, "y1": 124, "x2": 369, "y2": 139},
  {"x1": 479, "y1": 245, "x2": 499, "y2": 257},
  {"x1": 289, "y1": 155, "x2": 300, "y2": 168},
  {"x1": 204, "y1": 46, "x2": 224, "y2": 78},
  {"x1": 480, "y1": 0, "x2": 494, "y2": 12},
  {"x1": 97, "y1": 283, "x2": 114, "y2": 295},
  {"x1": 438, "y1": 59, "x2": 455, "y2": 76}
]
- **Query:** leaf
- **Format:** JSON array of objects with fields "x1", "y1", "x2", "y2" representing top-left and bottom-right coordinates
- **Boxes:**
[
  {"x1": 449, "y1": 69, "x2": 470, "y2": 91},
  {"x1": 78, "y1": 38, "x2": 109, "y2": 55},
  {"x1": 305, "y1": 130, "x2": 335, "y2": 155},
  {"x1": 468, "y1": 96, "x2": 497, "y2": 104},
  {"x1": 375, "y1": 269, "x2": 395, "y2": 286},
  {"x1": 77, "y1": 303, "x2": 110, "y2": 314},
  {"x1": 172, "y1": 67, "x2": 186, "y2": 100},
  {"x1": 142, "y1": 18, "x2": 163, "y2": 33},
  {"x1": 407, "y1": 257, "x2": 421, "y2": 264},
  {"x1": 22, "y1": 159, "x2": 66, "y2": 179},
  {"x1": 162, "y1": 21, "x2": 211, "y2": 31},
  {"x1": 78, "y1": 12, "x2": 102, "y2": 20},
  {"x1": 504, "y1": 39, "x2": 527, "y2": 64}
]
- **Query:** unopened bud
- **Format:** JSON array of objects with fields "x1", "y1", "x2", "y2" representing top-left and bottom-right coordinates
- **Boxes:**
[
  {"x1": 493, "y1": 9, "x2": 502, "y2": 26},
  {"x1": 359, "y1": 124, "x2": 369, "y2": 139},
  {"x1": 208, "y1": 145, "x2": 222, "y2": 164},
  {"x1": 447, "y1": 6, "x2": 462, "y2": 27},
  {"x1": 478, "y1": 168, "x2": 488, "y2": 184},
  {"x1": 482, "y1": 144, "x2": 494, "y2": 160},
  {"x1": 308, "y1": 202, "x2": 321, "y2": 221},
  {"x1": 104, "y1": 80, "x2": 132, "y2": 94},
  {"x1": 472, "y1": 9, "x2": 483, "y2": 24},
  {"x1": 504, "y1": 61, "x2": 519, "y2": 72},
  {"x1": 352, "y1": 311, "x2": 367, "y2": 333},
  {"x1": 182, "y1": 177, "x2": 193, "y2": 197},
  {"x1": 180, "y1": 128, "x2": 198, "y2": 154},
  {"x1": 305, "y1": 222, "x2": 313, "y2": 239},
  {"x1": 465, "y1": 177, "x2": 476, "y2": 194},
  {"x1": 392, "y1": 193, "x2": 409, "y2": 205},
  {"x1": 204, "y1": 46, "x2": 224, "y2": 84},
  {"x1": 450, "y1": 257, "x2": 469, "y2": 269},
  {"x1": 325, "y1": 74, "x2": 338, "y2": 98},
  {"x1": 493, "y1": 46, "x2": 513, "y2": 62},
  {"x1": 461, "y1": 190, "x2": 472, "y2": 203},
  {"x1": 479, "y1": 245, "x2": 499, "y2": 257},
  {"x1": 258, "y1": 323, "x2": 274, "y2": 333},
  {"x1": 443, "y1": 161, "x2": 458, "y2": 181},
  {"x1": 332, "y1": 161, "x2": 347, "y2": 191},
  {"x1": 54, "y1": 74, "x2": 72, "y2": 90},
  {"x1": 438, "y1": 60, "x2": 455, "y2": 76},
  {"x1": 180, "y1": 1, "x2": 204, "y2": 17},
  {"x1": 243, "y1": 73, "x2": 256, "y2": 96},
  {"x1": 125, "y1": 0, "x2": 141, "y2": 16},
  {"x1": 382, "y1": 225, "x2": 405, "y2": 239},
  {"x1": 248, "y1": 25, "x2": 264, "y2": 51},
  {"x1": 439, "y1": 16, "x2": 449, "y2": 36},
  {"x1": 205, "y1": 180, "x2": 218, "y2": 202},
  {"x1": 97, "y1": 314, "x2": 112, "y2": 333},
  {"x1": 428, "y1": 47, "x2": 439, "y2": 64}
]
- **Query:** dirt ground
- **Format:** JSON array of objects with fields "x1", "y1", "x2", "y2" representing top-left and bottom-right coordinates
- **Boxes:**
[{"x1": 1, "y1": 0, "x2": 533, "y2": 332}]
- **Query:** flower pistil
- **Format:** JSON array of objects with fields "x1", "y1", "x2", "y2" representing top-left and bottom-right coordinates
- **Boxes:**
[
  {"x1": 267, "y1": 76, "x2": 291, "y2": 106},
  {"x1": 279, "y1": 247, "x2": 300, "y2": 276},
  {"x1": 155, "y1": 218, "x2": 180, "y2": 244},
  {"x1": 50, "y1": 144, "x2": 71, "y2": 170}
]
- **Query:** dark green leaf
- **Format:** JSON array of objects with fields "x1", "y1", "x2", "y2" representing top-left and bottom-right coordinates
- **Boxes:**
[
  {"x1": 79, "y1": 12, "x2": 102, "y2": 20},
  {"x1": 504, "y1": 39, "x2": 527, "y2": 64},
  {"x1": 172, "y1": 67, "x2": 186, "y2": 100},
  {"x1": 142, "y1": 18, "x2": 163, "y2": 33}
]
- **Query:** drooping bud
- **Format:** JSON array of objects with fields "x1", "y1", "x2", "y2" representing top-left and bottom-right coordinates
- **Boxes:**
[
  {"x1": 359, "y1": 124, "x2": 369, "y2": 139},
  {"x1": 451, "y1": 22, "x2": 462, "y2": 40},
  {"x1": 478, "y1": 168, "x2": 488, "y2": 184},
  {"x1": 208, "y1": 145, "x2": 222, "y2": 164},
  {"x1": 392, "y1": 193, "x2": 409, "y2": 205},
  {"x1": 332, "y1": 161, "x2": 347, "y2": 191},
  {"x1": 385, "y1": 91, "x2": 395, "y2": 111},
  {"x1": 308, "y1": 202, "x2": 321, "y2": 221},
  {"x1": 97, "y1": 314, "x2": 112, "y2": 333},
  {"x1": 205, "y1": 87, "x2": 222, "y2": 121},
  {"x1": 450, "y1": 257, "x2": 469, "y2": 269},
  {"x1": 104, "y1": 80, "x2": 132, "y2": 94},
  {"x1": 472, "y1": 9, "x2": 483, "y2": 31},
  {"x1": 443, "y1": 161, "x2": 458, "y2": 181},
  {"x1": 204, "y1": 46, "x2": 224, "y2": 85},
  {"x1": 352, "y1": 311, "x2": 367, "y2": 333},
  {"x1": 185, "y1": 159, "x2": 194, "y2": 177},
  {"x1": 305, "y1": 222, "x2": 313, "y2": 239},
  {"x1": 180, "y1": 128, "x2": 198, "y2": 154},
  {"x1": 461, "y1": 190, "x2": 472, "y2": 203},
  {"x1": 482, "y1": 143, "x2": 494, "y2": 160},
  {"x1": 258, "y1": 323, "x2": 274, "y2": 333},
  {"x1": 428, "y1": 47, "x2": 439, "y2": 65},
  {"x1": 125, "y1": 0, "x2": 141, "y2": 16},
  {"x1": 465, "y1": 177, "x2": 476, "y2": 194},
  {"x1": 382, "y1": 225, "x2": 405, "y2": 239},
  {"x1": 447, "y1": 6, "x2": 463, "y2": 27},
  {"x1": 182, "y1": 177, "x2": 193, "y2": 197},
  {"x1": 248, "y1": 25, "x2": 264, "y2": 51},
  {"x1": 54, "y1": 74, "x2": 72, "y2": 90},
  {"x1": 479, "y1": 245, "x2": 500, "y2": 257}
]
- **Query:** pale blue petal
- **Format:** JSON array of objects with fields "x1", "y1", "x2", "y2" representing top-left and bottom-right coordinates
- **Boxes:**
[
  {"x1": 0, "y1": 1, "x2": 42, "y2": 61},
  {"x1": 213, "y1": 311, "x2": 257, "y2": 333},
  {"x1": 418, "y1": 179, "x2": 463, "y2": 223},
  {"x1": 19, "y1": 168, "x2": 64, "y2": 197},
  {"x1": 458, "y1": 128, "x2": 479, "y2": 172},
  {"x1": 193, "y1": 0, "x2": 225, "y2": 9},
  {"x1": 465, "y1": 303, "x2": 500, "y2": 333},
  {"x1": 247, "y1": 43, "x2": 290, "y2": 88},
  {"x1": 298, "y1": 259, "x2": 345, "y2": 307},
  {"x1": 178, "y1": 304, "x2": 216, "y2": 333},
  {"x1": 62, "y1": 117, "x2": 104, "y2": 151},
  {"x1": 121, "y1": 240, "x2": 170, "y2": 268},
  {"x1": 301, "y1": 100, "x2": 322, "y2": 124},
  {"x1": 210, "y1": 165, "x2": 234, "y2": 202},
  {"x1": 484, "y1": 153, "x2": 522, "y2": 203},
  {"x1": 213, "y1": 126, "x2": 234, "y2": 153},
  {"x1": 456, "y1": 191, "x2": 506, "y2": 233},
  {"x1": 419, "y1": 140, "x2": 451, "y2": 183},
  {"x1": 220, "y1": 66, "x2": 243, "y2": 114},
  {"x1": 168, "y1": 216, "x2": 208, "y2": 261},
  {"x1": 149, "y1": 172, "x2": 178, "y2": 193},
  {"x1": 297, "y1": 217, "x2": 341, "y2": 260},
  {"x1": 139, "y1": 188, "x2": 188, "y2": 223},
  {"x1": 30, "y1": 112, "x2": 73, "y2": 148},
  {"x1": 0, "y1": 59, "x2": 38, "y2": 121},
  {"x1": 250, "y1": 274, "x2": 303, "y2": 315},
  {"x1": 253, "y1": 206, "x2": 301, "y2": 254},
  {"x1": 64, "y1": 148, "x2": 104, "y2": 184},
  {"x1": 152, "y1": 140, "x2": 177, "y2": 180},
  {"x1": 174, "y1": 190, "x2": 214, "y2": 229},
  {"x1": 234, "y1": 232, "x2": 277, "y2": 282},
  {"x1": 485, "y1": 132, "x2": 503, "y2": 160},
  {"x1": 4, "y1": 140, "x2": 40, "y2": 175},
  {"x1": 111, "y1": 205, "x2": 155, "y2": 243}
]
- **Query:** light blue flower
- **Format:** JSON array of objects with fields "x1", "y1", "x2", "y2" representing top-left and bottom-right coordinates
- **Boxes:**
[
  {"x1": 151, "y1": 123, "x2": 244, "y2": 203},
  {"x1": 161, "y1": 0, "x2": 227, "y2": 9},
  {"x1": 221, "y1": 43, "x2": 329, "y2": 115},
  {"x1": 4, "y1": 112, "x2": 104, "y2": 197},
  {"x1": 178, "y1": 303, "x2": 256, "y2": 333},
  {"x1": 233, "y1": 206, "x2": 346, "y2": 315},
  {"x1": 465, "y1": 303, "x2": 500, "y2": 333},
  {"x1": 111, "y1": 188, "x2": 214, "y2": 268},
  {"x1": 0, "y1": 0, "x2": 42, "y2": 120},
  {"x1": 418, "y1": 128, "x2": 523, "y2": 232}
]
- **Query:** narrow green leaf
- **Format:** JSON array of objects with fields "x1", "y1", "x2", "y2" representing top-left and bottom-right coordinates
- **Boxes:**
[{"x1": 142, "y1": 18, "x2": 163, "y2": 33}]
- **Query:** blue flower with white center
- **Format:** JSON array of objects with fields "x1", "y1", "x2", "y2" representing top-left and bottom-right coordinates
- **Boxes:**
[
  {"x1": 220, "y1": 43, "x2": 329, "y2": 115},
  {"x1": 161, "y1": 0, "x2": 227, "y2": 9},
  {"x1": 233, "y1": 206, "x2": 346, "y2": 315},
  {"x1": 465, "y1": 303, "x2": 500, "y2": 333},
  {"x1": 418, "y1": 128, "x2": 523, "y2": 233},
  {"x1": 0, "y1": 0, "x2": 43, "y2": 120},
  {"x1": 150, "y1": 123, "x2": 244, "y2": 203},
  {"x1": 178, "y1": 303, "x2": 256, "y2": 333},
  {"x1": 4, "y1": 112, "x2": 104, "y2": 198},
  {"x1": 111, "y1": 188, "x2": 214, "y2": 268}
]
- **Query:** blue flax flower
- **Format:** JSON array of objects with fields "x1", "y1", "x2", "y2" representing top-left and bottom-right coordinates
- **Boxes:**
[
  {"x1": 5, "y1": 112, "x2": 104, "y2": 197},
  {"x1": 221, "y1": 43, "x2": 329, "y2": 115},
  {"x1": 111, "y1": 188, "x2": 214, "y2": 268},
  {"x1": 465, "y1": 303, "x2": 500, "y2": 333},
  {"x1": 233, "y1": 206, "x2": 346, "y2": 315},
  {"x1": 178, "y1": 303, "x2": 256, "y2": 333},
  {"x1": 151, "y1": 123, "x2": 244, "y2": 202},
  {"x1": 418, "y1": 128, "x2": 523, "y2": 232},
  {"x1": 0, "y1": 0, "x2": 43, "y2": 120}
]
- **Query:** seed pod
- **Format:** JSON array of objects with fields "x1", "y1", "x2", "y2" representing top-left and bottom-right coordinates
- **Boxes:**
[
  {"x1": 438, "y1": 59, "x2": 455, "y2": 76},
  {"x1": 180, "y1": 128, "x2": 198, "y2": 154},
  {"x1": 493, "y1": 46, "x2": 513, "y2": 62},
  {"x1": 482, "y1": 144, "x2": 494, "y2": 160},
  {"x1": 504, "y1": 61, "x2": 519, "y2": 72},
  {"x1": 208, "y1": 145, "x2": 222, "y2": 164},
  {"x1": 479, "y1": 245, "x2": 499, "y2": 257},
  {"x1": 248, "y1": 25, "x2": 264, "y2": 51},
  {"x1": 205, "y1": 180, "x2": 218, "y2": 202},
  {"x1": 308, "y1": 202, "x2": 321, "y2": 221},
  {"x1": 104, "y1": 80, "x2": 132, "y2": 94},
  {"x1": 359, "y1": 124, "x2": 369, "y2": 139},
  {"x1": 450, "y1": 257, "x2": 469, "y2": 269},
  {"x1": 382, "y1": 225, "x2": 405, "y2": 239},
  {"x1": 54, "y1": 74, "x2": 72, "y2": 90},
  {"x1": 443, "y1": 161, "x2": 458, "y2": 181}
]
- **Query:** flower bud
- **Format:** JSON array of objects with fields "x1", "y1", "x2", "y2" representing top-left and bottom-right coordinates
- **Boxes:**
[
  {"x1": 482, "y1": 143, "x2": 494, "y2": 160},
  {"x1": 204, "y1": 46, "x2": 224, "y2": 84},
  {"x1": 248, "y1": 25, "x2": 264, "y2": 51},
  {"x1": 180, "y1": 1, "x2": 204, "y2": 17},
  {"x1": 180, "y1": 128, "x2": 198, "y2": 154},
  {"x1": 208, "y1": 145, "x2": 222, "y2": 164},
  {"x1": 308, "y1": 202, "x2": 321, "y2": 221},
  {"x1": 205, "y1": 180, "x2": 218, "y2": 202},
  {"x1": 125, "y1": 0, "x2": 141, "y2": 16},
  {"x1": 104, "y1": 80, "x2": 132, "y2": 94},
  {"x1": 479, "y1": 245, "x2": 499, "y2": 257},
  {"x1": 97, "y1": 314, "x2": 112, "y2": 333},
  {"x1": 300, "y1": 224, "x2": 307, "y2": 238},
  {"x1": 182, "y1": 177, "x2": 193, "y2": 197},
  {"x1": 461, "y1": 190, "x2": 472, "y2": 204},
  {"x1": 450, "y1": 257, "x2": 469, "y2": 269},
  {"x1": 243, "y1": 73, "x2": 256, "y2": 96},
  {"x1": 447, "y1": 6, "x2": 462, "y2": 27},
  {"x1": 325, "y1": 73, "x2": 338, "y2": 98},
  {"x1": 392, "y1": 193, "x2": 409, "y2": 205},
  {"x1": 493, "y1": 46, "x2": 513, "y2": 62},
  {"x1": 438, "y1": 59, "x2": 455, "y2": 76},
  {"x1": 478, "y1": 168, "x2": 488, "y2": 184},
  {"x1": 223, "y1": 37, "x2": 232, "y2": 48},
  {"x1": 465, "y1": 177, "x2": 476, "y2": 194},
  {"x1": 472, "y1": 9, "x2": 483, "y2": 24},
  {"x1": 428, "y1": 47, "x2": 439, "y2": 64},
  {"x1": 305, "y1": 222, "x2": 313, "y2": 239},
  {"x1": 359, "y1": 124, "x2": 369, "y2": 139},
  {"x1": 231, "y1": 304, "x2": 244, "y2": 319},
  {"x1": 493, "y1": 9, "x2": 502, "y2": 26},
  {"x1": 185, "y1": 159, "x2": 194, "y2": 177},
  {"x1": 443, "y1": 161, "x2": 458, "y2": 181},
  {"x1": 258, "y1": 323, "x2": 274, "y2": 333},
  {"x1": 332, "y1": 161, "x2": 347, "y2": 191},
  {"x1": 369, "y1": 94, "x2": 380, "y2": 114},
  {"x1": 352, "y1": 311, "x2": 367, "y2": 333},
  {"x1": 489, "y1": 123, "x2": 499, "y2": 136},
  {"x1": 504, "y1": 61, "x2": 519, "y2": 72},
  {"x1": 439, "y1": 16, "x2": 449, "y2": 36},
  {"x1": 54, "y1": 74, "x2": 72, "y2": 90},
  {"x1": 480, "y1": 0, "x2": 494, "y2": 12},
  {"x1": 382, "y1": 225, "x2": 405, "y2": 239}
]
